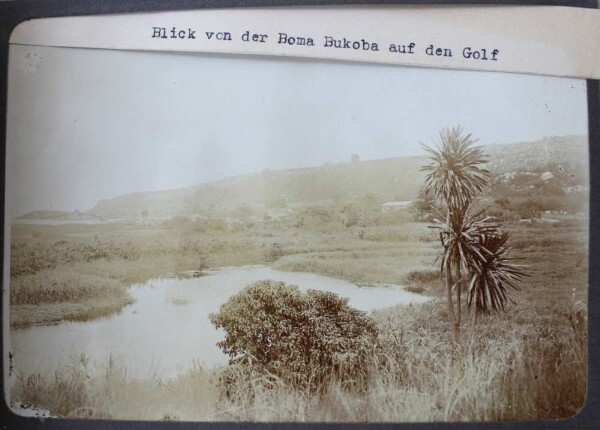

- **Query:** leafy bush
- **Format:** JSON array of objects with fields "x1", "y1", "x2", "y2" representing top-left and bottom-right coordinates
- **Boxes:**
[
  {"x1": 404, "y1": 286, "x2": 425, "y2": 294},
  {"x1": 410, "y1": 197, "x2": 437, "y2": 222},
  {"x1": 339, "y1": 204, "x2": 368, "y2": 229},
  {"x1": 263, "y1": 242, "x2": 288, "y2": 263},
  {"x1": 298, "y1": 206, "x2": 335, "y2": 225},
  {"x1": 210, "y1": 280, "x2": 378, "y2": 391},
  {"x1": 162, "y1": 216, "x2": 227, "y2": 233},
  {"x1": 403, "y1": 269, "x2": 439, "y2": 287}
]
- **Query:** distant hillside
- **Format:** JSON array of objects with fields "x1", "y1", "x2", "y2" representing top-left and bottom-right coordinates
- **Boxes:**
[
  {"x1": 86, "y1": 135, "x2": 588, "y2": 219},
  {"x1": 484, "y1": 135, "x2": 587, "y2": 175},
  {"x1": 88, "y1": 157, "x2": 428, "y2": 219},
  {"x1": 17, "y1": 210, "x2": 101, "y2": 221},
  {"x1": 17, "y1": 210, "x2": 74, "y2": 220}
]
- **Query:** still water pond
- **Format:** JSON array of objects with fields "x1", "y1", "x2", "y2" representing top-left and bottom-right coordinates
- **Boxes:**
[{"x1": 11, "y1": 266, "x2": 429, "y2": 379}]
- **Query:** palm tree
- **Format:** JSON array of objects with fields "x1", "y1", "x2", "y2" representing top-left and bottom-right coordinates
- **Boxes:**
[
  {"x1": 430, "y1": 207, "x2": 496, "y2": 343},
  {"x1": 422, "y1": 127, "x2": 490, "y2": 344},
  {"x1": 421, "y1": 126, "x2": 525, "y2": 345},
  {"x1": 431, "y1": 208, "x2": 528, "y2": 340}
]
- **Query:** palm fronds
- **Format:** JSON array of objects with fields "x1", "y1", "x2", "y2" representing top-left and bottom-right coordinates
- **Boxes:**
[
  {"x1": 421, "y1": 126, "x2": 490, "y2": 210},
  {"x1": 431, "y1": 208, "x2": 527, "y2": 315},
  {"x1": 466, "y1": 231, "x2": 528, "y2": 315},
  {"x1": 430, "y1": 206, "x2": 499, "y2": 276}
]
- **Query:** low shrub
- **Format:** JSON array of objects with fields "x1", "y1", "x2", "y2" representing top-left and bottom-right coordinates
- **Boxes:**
[
  {"x1": 209, "y1": 280, "x2": 378, "y2": 392},
  {"x1": 263, "y1": 242, "x2": 288, "y2": 263},
  {"x1": 403, "y1": 269, "x2": 439, "y2": 287},
  {"x1": 404, "y1": 286, "x2": 425, "y2": 294}
]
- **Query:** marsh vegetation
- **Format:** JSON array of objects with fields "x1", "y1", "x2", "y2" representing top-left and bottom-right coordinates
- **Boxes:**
[
  {"x1": 8, "y1": 134, "x2": 588, "y2": 422},
  {"x1": 11, "y1": 294, "x2": 586, "y2": 421},
  {"x1": 9, "y1": 210, "x2": 588, "y2": 421}
]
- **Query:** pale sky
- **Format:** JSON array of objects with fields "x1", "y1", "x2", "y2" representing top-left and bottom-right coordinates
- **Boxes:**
[{"x1": 6, "y1": 44, "x2": 588, "y2": 217}]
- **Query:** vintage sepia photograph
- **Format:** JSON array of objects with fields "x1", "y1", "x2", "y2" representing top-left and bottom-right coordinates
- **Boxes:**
[{"x1": 4, "y1": 43, "x2": 589, "y2": 422}]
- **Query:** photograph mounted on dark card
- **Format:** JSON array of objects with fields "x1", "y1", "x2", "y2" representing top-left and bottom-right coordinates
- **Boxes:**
[{"x1": 1, "y1": 2, "x2": 598, "y2": 425}]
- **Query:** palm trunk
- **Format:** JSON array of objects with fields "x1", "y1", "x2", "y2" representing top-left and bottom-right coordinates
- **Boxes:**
[
  {"x1": 444, "y1": 210, "x2": 459, "y2": 347},
  {"x1": 471, "y1": 309, "x2": 478, "y2": 334},
  {"x1": 445, "y1": 261, "x2": 459, "y2": 346},
  {"x1": 454, "y1": 258, "x2": 462, "y2": 347}
]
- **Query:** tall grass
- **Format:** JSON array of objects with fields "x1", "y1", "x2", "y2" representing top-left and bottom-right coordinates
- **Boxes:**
[
  {"x1": 11, "y1": 271, "x2": 126, "y2": 305},
  {"x1": 9, "y1": 218, "x2": 588, "y2": 420},
  {"x1": 10, "y1": 300, "x2": 586, "y2": 421},
  {"x1": 11, "y1": 357, "x2": 217, "y2": 421},
  {"x1": 9, "y1": 224, "x2": 265, "y2": 328}
]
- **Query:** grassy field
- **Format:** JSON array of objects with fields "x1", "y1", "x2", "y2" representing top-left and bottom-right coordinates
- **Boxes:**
[{"x1": 8, "y1": 213, "x2": 588, "y2": 421}]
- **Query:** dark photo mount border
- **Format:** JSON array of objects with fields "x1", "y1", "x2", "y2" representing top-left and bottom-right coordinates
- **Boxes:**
[{"x1": 0, "y1": 0, "x2": 598, "y2": 429}]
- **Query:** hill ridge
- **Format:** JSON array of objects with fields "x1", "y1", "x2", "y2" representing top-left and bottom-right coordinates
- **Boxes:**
[{"x1": 85, "y1": 135, "x2": 587, "y2": 219}]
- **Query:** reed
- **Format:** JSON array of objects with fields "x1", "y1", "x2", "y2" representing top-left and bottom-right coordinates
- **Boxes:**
[{"x1": 10, "y1": 300, "x2": 586, "y2": 421}]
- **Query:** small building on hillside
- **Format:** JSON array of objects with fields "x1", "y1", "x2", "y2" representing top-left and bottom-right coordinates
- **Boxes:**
[{"x1": 381, "y1": 201, "x2": 412, "y2": 213}]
